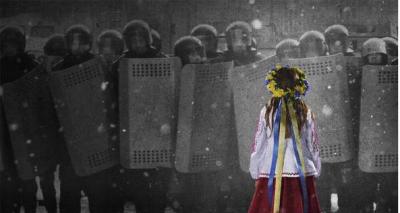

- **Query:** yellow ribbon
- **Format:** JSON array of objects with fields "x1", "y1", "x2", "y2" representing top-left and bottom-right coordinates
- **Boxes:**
[
  {"x1": 272, "y1": 99, "x2": 308, "y2": 213},
  {"x1": 288, "y1": 101, "x2": 307, "y2": 183},
  {"x1": 272, "y1": 99, "x2": 288, "y2": 213}
]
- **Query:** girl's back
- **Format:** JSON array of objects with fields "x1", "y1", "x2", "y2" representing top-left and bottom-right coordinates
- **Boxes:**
[{"x1": 247, "y1": 65, "x2": 322, "y2": 213}]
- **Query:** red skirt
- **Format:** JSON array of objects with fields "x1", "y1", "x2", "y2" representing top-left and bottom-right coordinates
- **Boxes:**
[{"x1": 248, "y1": 176, "x2": 321, "y2": 213}]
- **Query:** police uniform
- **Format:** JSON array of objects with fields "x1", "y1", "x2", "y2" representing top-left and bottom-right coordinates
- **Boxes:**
[
  {"x1": 110, "y1": 20, "x2": 170, "y2": 213},
  {"x1": 190, "y1": 24, "x2": 224, "y2": 63},
  {"x1": 0, "y1": 26, "x2": 43, "y2": 213}
]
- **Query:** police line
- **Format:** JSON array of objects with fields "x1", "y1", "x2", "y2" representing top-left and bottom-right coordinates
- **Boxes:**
[{"x1": 0, "y1": 53, "x2": 396, "y2": 178}]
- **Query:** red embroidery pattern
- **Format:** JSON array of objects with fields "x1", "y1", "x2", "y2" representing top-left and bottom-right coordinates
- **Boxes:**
[
  {"x1": 259, "y1": 171, "x2": 316, "y2": 176},
  {"x1": 311, "y1": 114, "x2": 320, "y2": 152},
  {"x1": 251, "y1": 115, "x2": 262, "y2": 153}
]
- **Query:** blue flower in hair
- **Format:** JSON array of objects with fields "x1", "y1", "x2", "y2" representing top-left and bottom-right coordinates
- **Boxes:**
[
  {"x1": 303, "y1": 80, "x2": 310, "y2": 95},
  {"x1": 294, "y1": 91, "x2": 301, "y2": 99}
]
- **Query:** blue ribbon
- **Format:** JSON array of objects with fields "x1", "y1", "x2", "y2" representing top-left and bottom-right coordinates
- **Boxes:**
[
  {"x1": 289, "y1": 112, "x2": 309, "y2": 213},
  {"x1": 267, "y1": 99, "x2": 282, "y2": 206}
]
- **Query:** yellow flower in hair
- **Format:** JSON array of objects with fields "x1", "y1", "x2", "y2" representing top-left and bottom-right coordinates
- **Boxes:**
[
  {"x1": 273, "y1": 88, "x2": 286, "y2": 97},
  {"x1": 264, "y1": 65, "x2": 309, "y2": 98},
  {"x1": 295, "y1": 85, "x2": 305, "y2": 94},
  {"x1": 294, "y1": 66, "x2": 304, "y2": 73}
]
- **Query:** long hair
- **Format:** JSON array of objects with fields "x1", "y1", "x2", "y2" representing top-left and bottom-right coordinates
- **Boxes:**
[
  {"x1": 265, "y1": 98, "x2": 308, "y2": 138},
  {"x1": 264, "y1": 67, "x2": 309, "y2": 138}
]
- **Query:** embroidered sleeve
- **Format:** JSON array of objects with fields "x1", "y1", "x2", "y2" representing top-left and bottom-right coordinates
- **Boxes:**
[
  {"x1": 307, "y1": 110, "x2": 321, "y2": 178},
  {"x1": 249, "y1": 106, "x2": 267, "y2": 179},
  {"x1": 250, "y1": 106, "x2": 267, "y2": 154}
]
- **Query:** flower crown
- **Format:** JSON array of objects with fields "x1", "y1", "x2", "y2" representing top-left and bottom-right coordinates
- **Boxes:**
[{"x1": 264, "y1": 64, "x2": 310, "y2": 99}]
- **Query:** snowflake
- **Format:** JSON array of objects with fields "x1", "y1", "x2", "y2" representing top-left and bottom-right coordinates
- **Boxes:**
[
  {"x1": 322, "y1": 105, "x2": 333, "y2": 117},
  {"x1": 336, "y1": 65, "x2": 343, "y2": 71},
  {"x1": 97, "y1": 123, "x2": 105, "y2": 133},
  {"x1": 160, "y1": 124, "x2": 171, "y2": 135},
  {"x1": 9, "y1": 123, "x2": 18, "y2": 131},
  {"x1": 101, "y1": 81, "x2": 109, "y2": 91}
]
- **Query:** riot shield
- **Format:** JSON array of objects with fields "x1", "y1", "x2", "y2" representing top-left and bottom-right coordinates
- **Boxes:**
[
  {"x1": 228, "y1": 56, "x2": 276, "y2": 172},
  {"x1": 175, "y1": 62, "x2": 234, "y2": 173},
  {"x1": 358, "y1": 65, "x2": 397, "y2": 173},
  {"x1": 49, "y1": 58, "x2": 118, "y2": 176},
  {"x1": 2, "y1": 66, "x2": 61, "y2": 179},
  {"x1": 119, "y1": 58, "x2": 181, "y2": 169},
  {"x1": 345, "y1": 56, "x2": 363, "y2": 148},
  {"x1": 284, "y1": 54, "x2": 353, "y2": 163}
]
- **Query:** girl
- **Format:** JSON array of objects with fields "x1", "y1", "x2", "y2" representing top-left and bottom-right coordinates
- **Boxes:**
[{"x1": 248, "y1": 65, "x2": 321, "y2": 213}]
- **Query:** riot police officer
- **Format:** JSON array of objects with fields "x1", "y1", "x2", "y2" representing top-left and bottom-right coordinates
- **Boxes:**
[
  {"x1": 190, "y1": 24, "x2": 223, "y2": 63},
  {"x1": 121, "y1": 20, "x2": 166, "y2": 58},
  {"x1": 223, "y1": 21, "x2": 265, "y2": 66},
  {"x1": 0, "y1": 25, "x2": 40, "y2": 213},
  {"x1": 54, "y1": 24, "x2": 95, "y2": 70},
  {"x1": 97, "y1": 29, "x2": 124, "y2": 64},
  {"x1": 53, "y1": 24, "x2": 101, "y2": 213},
  {"x1": 174, "y1": 36, "x2": 206, "y2": 66},
  {"x1": 324, "y1": 24, "x2": 354, "y2": 56},
  {"x1": 299, "y1": 30, "x2": 328, "y2": 58},
  {"x1": 361, "y1": 38, "x2": 388, "y2": 65},
  {"x1": 382, "y1": 37, "x2": 398, "y2": 65},
  {"x1": 275, "y1": 38, "x2": 300, "y2": 61},
  {"x1": 43, "y1": 34, "x2": 67, "y2": 72},
  {"x1": 0, "y1": 26, "x2": 38, "y2": 83},
  {"x1": 111, "y1": 19, "x2": 170, "y2": 213}
]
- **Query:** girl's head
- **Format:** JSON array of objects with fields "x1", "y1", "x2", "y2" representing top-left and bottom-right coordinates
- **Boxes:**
[
  {"x1": 265, "y1": 66, "x2": 308, "y2": 99},
  {"x1": 264, "y1": 66, "x2": 309, "y2": 138}
]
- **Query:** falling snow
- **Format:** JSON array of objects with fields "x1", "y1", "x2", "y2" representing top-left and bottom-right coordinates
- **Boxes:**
[
  {"x1": 322, "y1": 105, "x2": 333, "y2": 116},
  {"x1": 101, "y1": 81, "x2": 109, "y2": 91}
]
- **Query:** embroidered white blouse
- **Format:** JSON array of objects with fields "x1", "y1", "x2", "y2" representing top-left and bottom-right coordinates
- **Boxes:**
[{"x1": 249, "y1": 106, "x2": 321, "y2": 179}]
